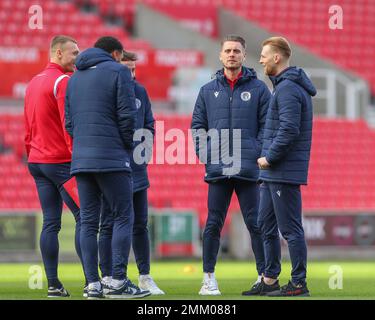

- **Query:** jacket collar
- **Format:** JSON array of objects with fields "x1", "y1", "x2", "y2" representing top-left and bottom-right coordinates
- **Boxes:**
[
  {"x1": 215, "y1": 67, "x2": 257, "y2": 87},
  {"x1": 46, "y1": 62, "x2": 66, "y2": 73},
  {"x1": 269, "y1": 66, "x2": 294, "y2": 87}
]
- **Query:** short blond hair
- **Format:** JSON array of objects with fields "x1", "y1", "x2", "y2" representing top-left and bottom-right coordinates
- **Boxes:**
[
  {"x1": 262, "y1": 36, "x2": 292, "y2": 59},
  {"x1": 50, "y1": 35, "x2": 77, "y2": 52}
]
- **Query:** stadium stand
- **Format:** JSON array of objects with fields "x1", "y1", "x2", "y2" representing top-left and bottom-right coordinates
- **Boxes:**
[
  {"x1": 0, "y1": 0, "x2": 204, "y2": 100},
  {"x1": 3, "y1": 0, "x2": 373, "y2": 98},
  {"x1": 223, "y1": 0, "x2": 375, "y2": 95},
  {"x1": 2, "y1": 113, "x2": 375, "y2": 226},
  {"x1": 101, "y1": 0, "x2": 375, "y2": 94},
  {"x1": 1, "y1": 0, "x2": 375, "y2": 232},
  {"x1": 0, "y1": 0, "x2": 130, "y2": 49}
]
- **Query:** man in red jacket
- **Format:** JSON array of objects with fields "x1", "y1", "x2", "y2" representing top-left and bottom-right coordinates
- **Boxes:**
[{"x1": 24, "y1": 35, "x2": 84, "y2": 298}]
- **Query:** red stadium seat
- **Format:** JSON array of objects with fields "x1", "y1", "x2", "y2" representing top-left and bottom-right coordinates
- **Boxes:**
[
  {"x1": 103, "y1": 0, "x2": 375, "y2": 94},
  {"x1": 2, "y1": 111, "x2": 375, "y2": 222}
]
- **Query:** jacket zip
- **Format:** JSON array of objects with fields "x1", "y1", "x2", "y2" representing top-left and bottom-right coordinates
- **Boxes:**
[
  {"x1": 223, "y1": 75, "x2": 246, "y2": 178},
  {"x1": 228, "y1": 84, "x2": 235, "y2": 178},
  {"x1": 229, "y1": 90, "x2": 233, "y2": 155}
]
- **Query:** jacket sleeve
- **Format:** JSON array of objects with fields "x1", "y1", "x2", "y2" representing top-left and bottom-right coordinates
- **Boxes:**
[
  {"x1": 64, "y1": 80, "x2": 73, "y2": 138},
  {"x1": 141, "y1": 87, "x2": 155, "y2": 164},
  {"x1": 24, "y1": 92, "x2": 31, "y2": 157},
  {"x1": 265, "y1": 86, "x2": 302, "y2": 165},
  {"x1": 56, "y1": 77, "x2": 73, "y2": 152},
  {"x1": 117, "y1": 67, "x2": 137, "y2": 150},
  {"x1": 256, "y1": 83, "x2": 271, "y2": 149},
  {"x1": 191, "y1": 88, "x2": 208, "y2": 159},
  {"x1": 143, "y1": 88, "x2": 155, "y2": 136}
]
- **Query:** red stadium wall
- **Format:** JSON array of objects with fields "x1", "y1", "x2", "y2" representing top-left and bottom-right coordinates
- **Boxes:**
[
  {"x1": 0, "y1": 47, "x2": 48, "y2": 98},
  {"x1": 0, "y1": 47, "x2": 203, "y2": 100}
]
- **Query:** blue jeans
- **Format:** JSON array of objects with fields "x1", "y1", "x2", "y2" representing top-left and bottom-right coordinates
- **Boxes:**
[
  {"x1": 257, "y1": 182, "x2": 307, "y2": 284},
  {"x1": 28, "y1": 163, "x2": 83, "y2": 283},
  {"x1": 203, "y1": 179, "x2": 265, "y2": 275},
  {"x1": 76, "y1": 171, "x2": 134, "y2": 283},
  {"x1": 99, "y1": 188, "x2": 150, "y2": 277}
]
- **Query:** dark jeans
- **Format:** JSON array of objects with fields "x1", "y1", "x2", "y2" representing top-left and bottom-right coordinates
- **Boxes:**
[
  {"x1": 99, "y1": 188, "x2": 150, "y2": 277},
  {"x1": 76, "y1": 171, "x2": 133, "y2": 283},
  {"x1": 257, "y1": 182, "x2": 307, "y2": 285},
  {"x1": 203, "y1": 179, "x2": 265, "y2": 275},
  {"x1": 28, "y1": 163, "x2": 83, "y2": 283}
]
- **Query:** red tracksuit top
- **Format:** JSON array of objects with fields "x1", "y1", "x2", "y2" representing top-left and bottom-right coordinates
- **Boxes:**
[{"x1": 24, "y1": 62, "x2": 73, "y2": 163}]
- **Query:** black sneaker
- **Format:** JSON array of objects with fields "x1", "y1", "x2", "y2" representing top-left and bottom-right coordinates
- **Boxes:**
[
  {"x1": 242, "y1": 280, "x2": 263, "y2": 296},
  {"x1": 106, "y1": 279, "x2": 151, "y2": 299},
  {"x1": 242, "y1": 278, "x2": 280, "y2": 296},
  {"x1": 267, "y1": 280, "x2": 310, "y2": 297},
  {"x1": 47, "y1": 286, "x2": 70, "y2": 298}
]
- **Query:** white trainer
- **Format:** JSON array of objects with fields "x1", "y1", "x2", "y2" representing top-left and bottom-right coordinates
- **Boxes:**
[
  {"x1": 138, "y1": 275, "x2": 165, "y2": 295},
  {"x1": 199, "y1": 274, "x2": 221, "y2": 296},
  {"x1": 101, "y1": 276, "x2": 112, "y2": 295}
]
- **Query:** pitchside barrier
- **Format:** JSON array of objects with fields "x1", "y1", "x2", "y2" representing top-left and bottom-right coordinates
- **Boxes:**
[
  {"x1": 0, "y1": 209, "x2": 200, "y2": 261},
  {"x1": 149, "y1": 209, "x2": 200, "y2": 258},
  {"x1": 0, "y1": 211, "x2": 37, "y2": 252},
  {"x1": 2, "y1": 210, "x2": 375, "y2": 261},
  {"x1": 229, "y1": 211, "x2": 375, "y2": 260}
]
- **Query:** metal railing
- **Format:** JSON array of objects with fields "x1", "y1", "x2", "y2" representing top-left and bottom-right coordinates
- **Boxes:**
[{"x1": 305, "y1": 68, "x2": 370, "y2": 120}]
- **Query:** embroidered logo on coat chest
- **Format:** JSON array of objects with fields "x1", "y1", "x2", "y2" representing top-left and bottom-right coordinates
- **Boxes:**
[
  {"x1": 135, "y1": 98, "x2": 142, "y2": 109},
  {"x1": 241, "y1": 91, "x2": 251, "y2": 101},
  {"x1": 214, "y1": 91, "x2": 219, "y2": 98}
]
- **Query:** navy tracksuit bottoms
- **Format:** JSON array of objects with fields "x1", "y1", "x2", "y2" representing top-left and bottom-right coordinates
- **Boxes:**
[
  {"x1": 257, "y1": 182, "x2": 307, "y2": 285},
  {"x1": 28, "y1": 163, "x2": 83, "y2": 285},
  {"x1": 76, "y1": 171, "x2": 134, "y2": 284},
  {"x1": 203, "y1": 179, "x2": 265, "y2": 275},
  {"x1": 99, "y1": 188, "x2": 150, "y2": 277}
]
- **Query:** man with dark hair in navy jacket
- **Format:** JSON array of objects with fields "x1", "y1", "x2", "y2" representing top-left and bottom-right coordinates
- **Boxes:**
[
  {"x1": 65, "y1": 36, "x2": 150, "y2": 299},
  {"x1": 191, "y1": 35, "x2": 270, "y2": 296},
  {"x1": 257, "y1": 37, "x2": 316, "y2": 297},
  {"x1": 98, "y1": 51, "x2": 164, "y2": 295}
]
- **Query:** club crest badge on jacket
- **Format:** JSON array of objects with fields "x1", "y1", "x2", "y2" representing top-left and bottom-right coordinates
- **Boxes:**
[{"x1": 241, "y1": 91, "x2": 251, "y2": 101}]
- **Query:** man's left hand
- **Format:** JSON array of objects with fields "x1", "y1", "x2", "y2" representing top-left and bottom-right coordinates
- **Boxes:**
[{"x1": 257, "y1": 157, "x2": 270, "y2": 169}]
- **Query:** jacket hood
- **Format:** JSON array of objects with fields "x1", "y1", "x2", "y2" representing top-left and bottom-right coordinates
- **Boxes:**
[
  {"x1": 75, "y1": 48, "x2": 115, "y2": 70},
  {"x1": 214, "y1": 66, "x2": 258, "y2": 82},
  {"x1": 270, "y1": 66, "x2": 317, "y2": 96}
]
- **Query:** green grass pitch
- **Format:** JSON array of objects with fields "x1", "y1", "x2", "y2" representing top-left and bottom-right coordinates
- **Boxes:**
[{"x1": 1, "y1": 261, "x2": 375, "y2": 300}]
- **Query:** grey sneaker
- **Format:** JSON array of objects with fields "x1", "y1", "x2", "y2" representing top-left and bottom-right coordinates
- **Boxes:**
[
  {"x1": 106, "y1": 279, "x2": 151, "y2": 299},
  {"x1": 87, "y1": 282, "x2": 104, "y2": 300}
]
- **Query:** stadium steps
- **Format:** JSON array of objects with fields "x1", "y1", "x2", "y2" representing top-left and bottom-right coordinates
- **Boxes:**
[{"x1": 103, "y1": 0, "x2": 374, "y2": 95}]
